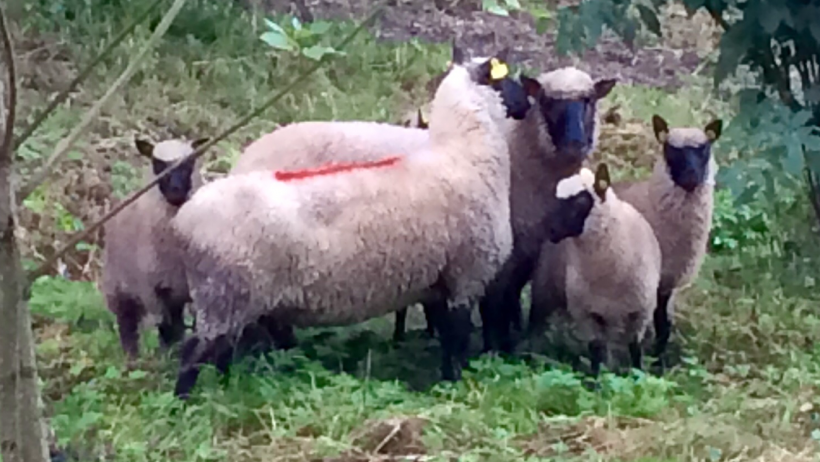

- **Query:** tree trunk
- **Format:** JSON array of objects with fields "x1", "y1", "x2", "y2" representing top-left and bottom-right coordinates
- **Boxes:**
[
  {"x1": 16, "y1": 293, "x2": 51, "y2": 462},
  {"x1": 0, "y1": 19, "x2": 49, "y2": 462},
  {"x1": 0, "y1": 48, "x2": 22, "y2": 462}
]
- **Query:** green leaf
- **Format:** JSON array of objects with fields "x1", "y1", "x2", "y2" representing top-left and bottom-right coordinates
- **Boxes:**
[
  {"x1": 309, "y1": 21, "x2": 332, "y2": 34},
  {"x1": 803, "y1": 133, "x2": 820, "y2": 152},
  {"x1": 536, "y1": 16, "x2": 551, "y2": 35},
  {"x1": 804, "y1": 149, "x2": 820, "y2": 176},
  {"x1": 783, "y1": 139, "x2": 804, "y2": 176},
  {"x1": 260, "y1": 31, "x2": 295, "y2": 51},
  {"x1": 301, "y1": 45, "x2": 338, "y2": 61},
  {"x1": 263, "y1": 18, "x2": 286, "y2": 35},
  {"x1": 291, "y1": 16, "x2": 302, "y2": 31},
  {"x1": 484, "y1": 0, "x2": 510, "y2": 16},
  {"x1": 790, "y1": 109, "x2": 813, "y2": 128},
  {"x1": 504, "y1": 0, "x2": 521, "y2": 9},
  {"x1": 128, "y1": 370, "x2": 148, "y2": 379},
  {"x1": 636, "y1": 4, "x2": 661, "y2": 36}
]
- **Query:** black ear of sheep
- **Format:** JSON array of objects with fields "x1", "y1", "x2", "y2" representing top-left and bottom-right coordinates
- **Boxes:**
[
  {"x1": 416, "y1": 108, "x2": 429, "y2": 129},
  {"x1": 593, "y1": 78, "x2": 617, "y2": 100},
  {"x1": 652, "y1": 114, "x2": 669, "y2": 144},
  {"x1": 135, "y1": 138, "x2": 154, "y2": 159},
  {"x1": 520, "y1": 74, "x2": 542, "y2": 99},
  {"x1": 593, "y1": 163, "x2": 611, "y2": 201},
  {"x1": 704, "y1": 119, "x2": 723, "y2": 142},
  {"x1": 191, "y1": 137, "x2": 210, "y2": 151}
]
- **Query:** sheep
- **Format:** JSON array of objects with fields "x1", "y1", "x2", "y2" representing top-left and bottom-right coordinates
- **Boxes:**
[
  {"x1": 229, "y1": 55, "x2": 532, "y2": 346},
  {"x1": 170, "y1": 50, "x2": 528, "y2": 398},
  {"x1": 229, "y1": 62, "x2": 612, "y2": 357},
  {"x1": 610, "y1": 115, "x2": 722, "y2": 372},
  {"x1": 480, "y1": 67, "x2": 617, "y2": 354},
  {"x1": 537, "y1": 163, "x2": 662, "y2": 376},
  {"x1": 101, "y1": 136, "x2": 209, "y2": 364}
]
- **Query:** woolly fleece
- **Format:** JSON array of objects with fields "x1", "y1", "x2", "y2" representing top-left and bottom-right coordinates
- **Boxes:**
[
  {"x1": 101, "y1": 140, "x2": 204, "y2": 338},
  {"x1": 538, "y1": 168, "x2": 661, "y2": 348},
  {"x1": 172, "y1": 62, "x2": 514, "y2": 342},
  {"x1": 612, "y1": 128, "x2": 717, "y2": 295}
]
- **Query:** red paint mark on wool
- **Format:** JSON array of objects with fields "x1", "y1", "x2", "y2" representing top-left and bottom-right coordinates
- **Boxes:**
[{"x1": 274, "y1": 156, "x2": 403, "y2": 182}]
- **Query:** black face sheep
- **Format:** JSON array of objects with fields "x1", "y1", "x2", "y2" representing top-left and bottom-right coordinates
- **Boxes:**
[
  {"x1": 229, "y1": 50, "x2": 532, "y2": 347},
  {"x1": 610, "y1": 115, "x2": 722, "y2": 372},
  {"x1": 170, "y1": 52, "x2": 528, "y2": 398},
  {"x1": 101, "y1": 137, "x2": 208, "y2": 364},
  {"x1": 480, "y1": 67, "x2": 617, "y2": 354},
  {"x1": 543, "y1": 164, "x2": 661, "y2": 376}
]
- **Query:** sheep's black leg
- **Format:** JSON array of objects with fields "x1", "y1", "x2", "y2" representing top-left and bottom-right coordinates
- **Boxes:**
[
  {"x1": 495, "y1": 257, "x2": 535, "y2": 354},
  {"x1": 157, "y1": 296, "x2": 186, "y2": 351},
  {"x1": 651, "y1": 290, "x2": 673, "y2": 375},
  {"x1": 175, "y1": 336, "x2": 205, "y2": 399},
  {"x1": 260, "y1": 315, "x2": 298, "y2": 351},
  {"x1": 174, "y1": 334, "x2": 233, "y2": 399},
  {"x1": 628, "y1": 338, "x2": 643, "y2": 372},
  {"x1": 430, "y1": 297, "x2": 471, "y2": 381},
  {"x1": 213, "y1": 335, "x2": 235, "y2": 388},
  {"x1": 421, "y1": 303, "x2": 437, "y2": 337},
  {"x1": 588, "y1": 339, "x2": 607, "y2": 378},
  {"x1": 393, "y1": 308, "x2": 408, "y2": 343},
  {"x1": 478, "y1": 294, "x2": 497, "y2": 353},
  {"x1": 113, "y1": 293, "x2": 143, "y2": 363}
]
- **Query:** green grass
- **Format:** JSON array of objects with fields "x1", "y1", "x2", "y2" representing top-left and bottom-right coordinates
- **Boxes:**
[{"x1": 11, "y1": 0, "x2": 820, "y2": 460}]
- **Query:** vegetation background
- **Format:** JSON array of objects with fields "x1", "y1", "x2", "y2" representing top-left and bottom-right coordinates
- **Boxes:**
[{"x1": 3, "y1": 0, "x2": 820, "y2": 460}]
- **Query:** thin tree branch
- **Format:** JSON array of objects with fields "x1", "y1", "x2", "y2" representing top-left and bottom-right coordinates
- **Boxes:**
[
  {"x1": 0, "y1": 0, "x2": 16, "y2": 164},
  {"x1": 26, "y1": 2, "x2": 385, "y2": 284},
  {"x1": 12, "y1": 0, "x2": 163, "y2": 151},
  {"x1": 15, "y1": 0, "x2": 188, "y2": 204}
]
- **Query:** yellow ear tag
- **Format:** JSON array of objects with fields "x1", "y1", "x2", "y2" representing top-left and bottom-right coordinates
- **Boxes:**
[
  {"x1": 597, "y1": 179, "x2": 608, "y2": 190},
  {"x1": 419, "y1": 111, "x2": 427, "y2": 125},
  {"x1": 657, "y1": 131, "x2": 668, "y2": 144},
  {"x1": 490, "y1": 58, "x2": 509, "y2": 80}
]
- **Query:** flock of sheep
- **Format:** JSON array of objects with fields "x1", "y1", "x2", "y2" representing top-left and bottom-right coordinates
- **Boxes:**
[{"x1": 100, "y1": 44, "x2": 722, "y2": 399}]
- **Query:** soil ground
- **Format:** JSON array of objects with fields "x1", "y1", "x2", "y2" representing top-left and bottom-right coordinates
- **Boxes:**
[{"x1": 254, "y1": 0, "x2": 718, "y2": 89}]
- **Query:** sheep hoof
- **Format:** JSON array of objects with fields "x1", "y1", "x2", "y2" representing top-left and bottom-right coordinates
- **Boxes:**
[
  {"x1": 441, "y1": 364, "x2": 462, "y2": 382},
  {"x1": 649, "y1": 357, "x2": 666, "y2": 376}
]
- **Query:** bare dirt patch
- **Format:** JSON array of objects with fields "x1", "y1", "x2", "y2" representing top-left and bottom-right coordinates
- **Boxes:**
[
  {"x1": 253, "y1": 0, "x2": 720, "y2": 89},
  {"x1": 312, "y1": 416, "x2": 428, "y2": 462}
]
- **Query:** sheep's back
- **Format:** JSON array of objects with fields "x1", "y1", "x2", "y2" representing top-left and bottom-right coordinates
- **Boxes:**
[{"x1": 231, "y1": 121, "x2": 429, "y2": 175}]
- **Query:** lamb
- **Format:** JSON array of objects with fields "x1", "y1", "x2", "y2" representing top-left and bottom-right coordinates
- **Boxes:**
[
  {"x1": 170, "y1": 50, "x2": 528, "y2": 398},
  {"x1": 480, "y1": 67, "x2": 617, "y2": 353},
  {"x1": 610, "y1": 115, "x2": 722, "y2": 372},
  {"x1": 536, "y1": 164, "x2": 662, "y2": 376},
  {"x1": 101, "y1": 136, "x2": 208, "y2": 363}
]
